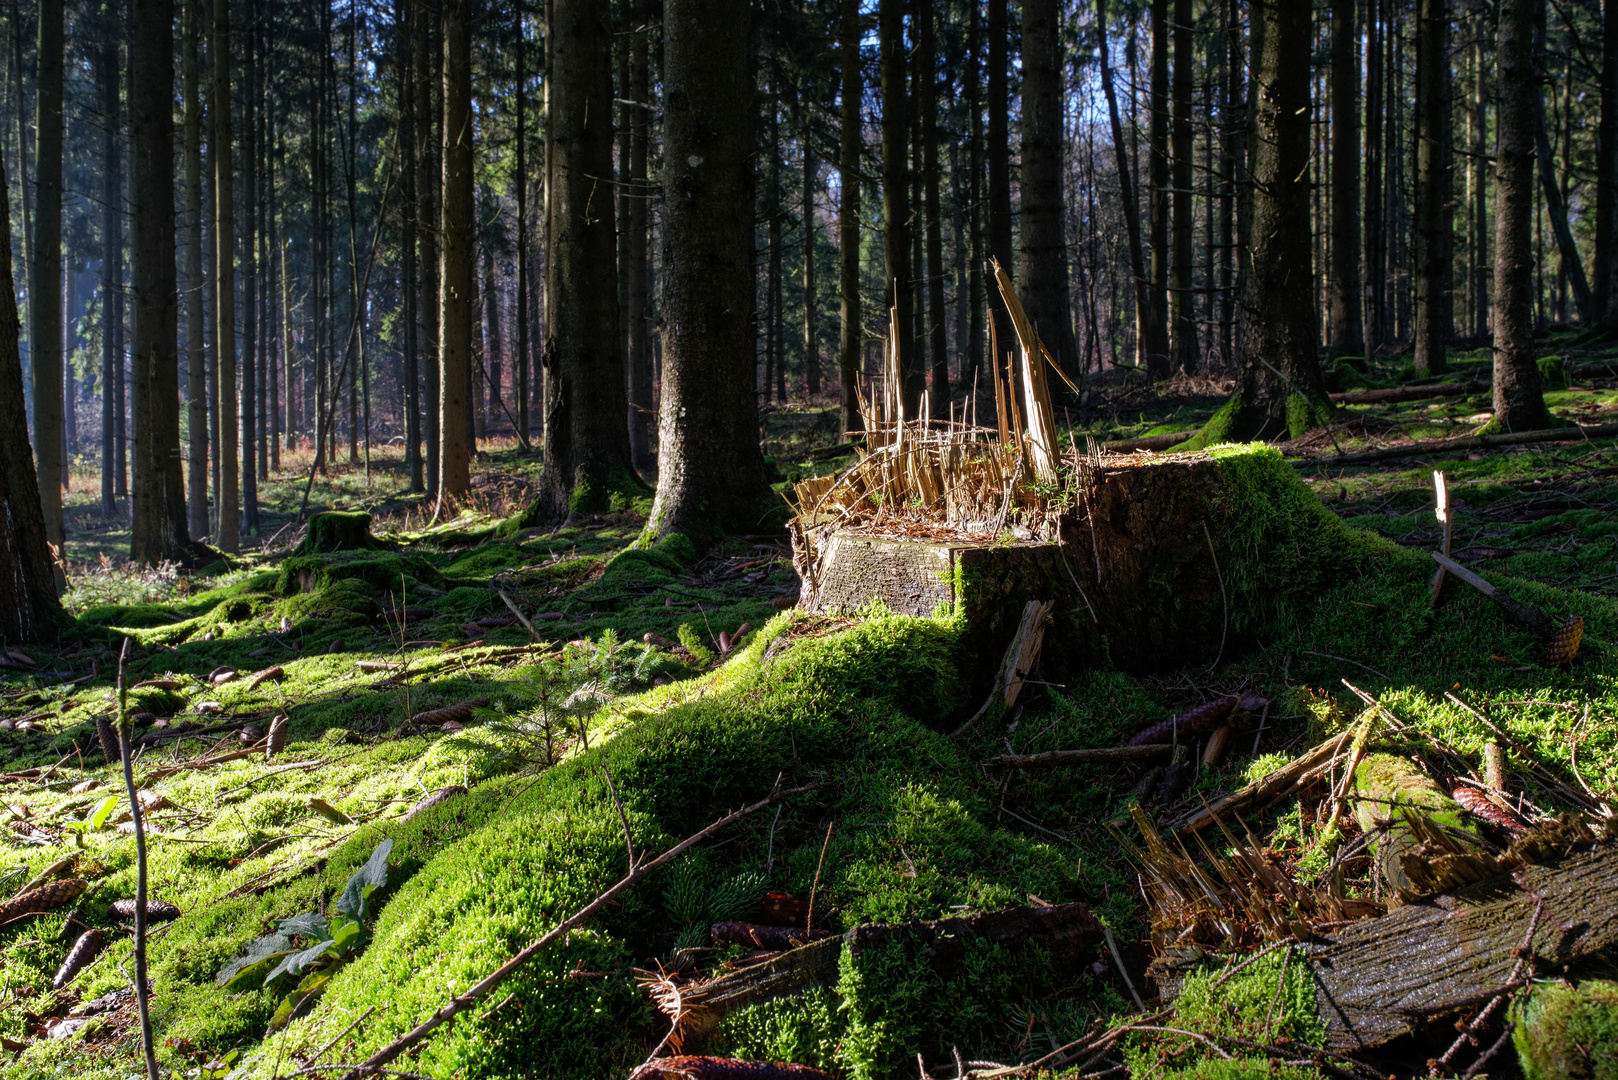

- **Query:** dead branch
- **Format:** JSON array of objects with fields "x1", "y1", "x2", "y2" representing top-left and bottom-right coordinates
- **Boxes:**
[{"x1": 985, "y1": 745, "x2": 1173, "y2": 770}]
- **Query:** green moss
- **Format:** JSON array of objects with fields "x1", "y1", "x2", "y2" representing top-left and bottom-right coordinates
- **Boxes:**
[
  {"x1": 712, "y1": 988, "x2": 843, "y2": 1072},
  {"x1": 603, "y1": 533, "x2": 696, "y2": 585},
  {"x1": 293, "y1": 512, "x2": 389, "y2": 555},
  {"x1": 1538, "y1": 355, "x2": 1569, "y2": 390},
  {"x1": 1514, "y1": 981, "x2": 1618, "y2": 1080},
  {"x1": 274, "y1": 552, "x2": 446, "y2": 597},
  {"x1": 1157, "y1": 1058, "x2": 1319, "y2": 1080}
]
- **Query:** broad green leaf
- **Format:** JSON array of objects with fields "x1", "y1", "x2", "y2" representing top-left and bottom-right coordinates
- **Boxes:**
[
  {"x1": 88, "y1": 795, "x2": 120, "y2": 832},
  {"x1": 216, "y1": 931, "x2": 297, "y2": 988},
  {"x1": 277, "y1": 912, "x2": 330, "y2": 940},
  {"x1": 269, "y1": 970, "x2": 333, "y2": 1031},
  {"x1": 263, "y1": 939, "x2": 335, "y2": 985},
  {"x1": 333, "y1": 838, "x2": 393, "y2": 921},
  {"x1": 330, "y1": 918, "x2": 364, "y2": 955}
]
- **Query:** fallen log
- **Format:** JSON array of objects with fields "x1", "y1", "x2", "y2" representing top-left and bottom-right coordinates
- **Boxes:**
[
  {"x1": 1329, "y1": 379, "x2": 1489, "y2": 405},
  {"x1": 1099, "y1": 431, "x2": 1191, "y2": 454},
  {"x1": 1167, "y1": 731, "x2": 1349, "y2": 837},
  {"x1": 985, "y1": 744, "x2": 1174, "y2": 770},
  {"x1": 1293, "y1": 422, "x2": 1618, "y2": 469}
]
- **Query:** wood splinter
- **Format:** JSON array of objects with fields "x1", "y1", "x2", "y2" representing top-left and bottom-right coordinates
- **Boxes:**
[{"x1": 1430, "y1": 551, "x2": 1583, "y2": 666}]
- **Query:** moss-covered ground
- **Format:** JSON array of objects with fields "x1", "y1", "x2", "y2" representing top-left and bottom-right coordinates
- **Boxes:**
[{"x1": 8, "y1": 352, "x2": 1618, "y2": 1079}]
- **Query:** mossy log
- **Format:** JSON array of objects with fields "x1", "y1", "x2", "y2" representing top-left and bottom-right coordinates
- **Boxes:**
[
  {"x1": 293, "y1": 512, "x2": 387, "y2": 555},
  {"x1": 794, "y1": 446, "x2": 1353, "y2": 673},
  {"x1": 1352, "y1": 753, "x2": 1477, "y2": 895},
  {"x1": 1295, "y1": 827, "x2": 1618, "y2": 1053}
]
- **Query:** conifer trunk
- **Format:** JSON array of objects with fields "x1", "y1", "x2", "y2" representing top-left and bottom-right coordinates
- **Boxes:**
[
  {"x1": 1413, "y1": 0, "x2": 1450, "y2": 373},
  {"x1": 213, "y1": 0, "x2": 238, "y2": 552},
  {"x1": 99, "y1": 31, "x2": 122, "y2": 520},
  {"x1": 1329, "y1": 0, "x2": 1363, "y2": 357},
  {"x1": 804, "y1": 144, "x2": 820, "y2": 397},
  {"x1": 986, "y1": 0, "x2": 1012, "y2": 273},
  {"x1": 242, "y1": 19, "x2": 258, "y2": 534},
  {"x1": 837, "y1": 0, "x2": 863, "y2": 438},
  {"x1": 624, "y1": 9, "x2": 652, "y2": 474},
  {"x1": 1019, "y1": 0, "x2": 1077, "y2": 384},
  {"x1": 418, "y1": 2, "x2": 440, "y2": 499},
  {"x1": 1601, "y1": 0, "x2": 1618, "y2": 326},
  {"x1": 1145, "y1": 0, "x2": 1171, "y2": 377},
  {"x1": 399, "y1": 0, "x2": 421, "y2": 489},
  {"x1": 878, "y1": 0, "x2": 917, "y2": 414},
  {"x1": 30, "y1": 0, "x2": 64, "y2": 555},
  {"x1": 438, "y1": 0, "x2": 473, "y2": 504},
  {"x1": 1169, "y1": 0, "x2": 1197, "y2": 373},
  {"x1": 917, "y1": 1, "x2": 945, "y2": 397},
  {"x1": 1097, "y1": 0, "x2": 1151, "y2": 376}
]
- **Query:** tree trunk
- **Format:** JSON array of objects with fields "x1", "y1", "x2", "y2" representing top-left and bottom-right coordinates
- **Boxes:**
[
  {"x1": 1601, "y1": 0, "x2": 1618, "y2": 326},
  {"x1": 1190, "y1": 0, "x2": 1328, "y2": 445},
  {"x1": 987, "y1": 0, "x2": 1012, "y2": 385},
  {"x1": 99, "y1": 31, "x2": 121, "y2": 521},
  {"x1": 482, "y1": 234, "x2": 502, "y2": 437},
  {"x1": 1473, "y1": 25, "x2": 1488, "y2": 340},
  {"x1": 645, "y1": 0, "x2": 775, "y2": 546},
  {"x1": 1533, "y1": 10, "x2": 1593, "y2": 325},
  {"x1": 878, "y1": 0, "x2": 916, "y2": 415},
  {"x1": 1169, "y1": 0, "x2": 1197, "y2": 373},
  {"x1": 624, "y1": 8, "x2": 652, "y2": 475},
  {"x1": 418, "y1": 1, "x2": 440, "y2": 500},
  {"x1": 130, "y1": 0, "x2": 194, "y2": 564},
  {"x1": 1492, "y1": 0, "x2": 1553, "y2": 432},
  {"x1": 241, "y1": 17, "x2": 258, "y2": 534},
  {"x1": 30, "y1": 0, "x2": 63, "y2": 557},
  {"x1": 1413, "y1": 0, "x2": 1449, "y2": 374},
  {"x1": 837, "y1": 0, "x2": 862, "y2": 438},
  {"x1": 399, "y1": 0, "x2": 421, "y2": 490},
  {"x1": 1221, "y1": 0, "x2": 1245, "y2": 367},
  {"x1": 1097, "y1": 0, "x2": 1152, "y2": 377},
  {"x1": 1364, "y1": 0, "x2": 1383, "y2": 353},
  {"x1": 804, "y1": 144, "x2": 821, "y2": 397},
  {"x1": 346, "y1": 10, "x2": 362, "y2": 467},
  {"x1": 767, "y1": 96, "x2": 785, "y2": 404},
  {"x1": 533, "y1": 0, "x2": 637, "y2": 520},
  {"x1": 437, "y1": 0, "x2": 473, "y2": 505},
  {"x1": 964, "y1": 0, "x2": 985, "y2": 397},
  {"x1": 1145, "y1": 0, "x2": 1171, "y2": 377},
  {"x1": 63, "y1": 266, "x2": 74, "y2": 489},
  {"x1": 916, "y1": 1, "x2": 944, "y2": 397},
  {"x1": 213, "y1": 0, "x2": 238, "y2": 553},
  {"x1": 1329, "y1": 0, "x2": 1363, "y2": 357},
  {"x1": 0, "y1": 135, "x2": 63, "y2": 644},
  {"x1": 1018, "y1": 0, "x2": 1077, "y2": 387},
  {"x1": 515, "y1": 8, "x2": 532, "y2": 451}
]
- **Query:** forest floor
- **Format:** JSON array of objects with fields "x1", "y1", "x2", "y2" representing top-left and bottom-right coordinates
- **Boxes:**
[{"x1": 2, "y1": 334, "x2": 1616, "y2": 1080}]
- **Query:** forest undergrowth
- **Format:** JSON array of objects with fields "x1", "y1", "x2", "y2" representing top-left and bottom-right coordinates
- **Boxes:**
[{"x1": 1, "y1": 345, "x2": 1616, "y2": 1080}]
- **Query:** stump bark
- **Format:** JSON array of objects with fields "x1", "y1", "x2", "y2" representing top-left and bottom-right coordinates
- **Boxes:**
[{"x1": 293, "y1": 511, "x2": 387, "y2": 555}]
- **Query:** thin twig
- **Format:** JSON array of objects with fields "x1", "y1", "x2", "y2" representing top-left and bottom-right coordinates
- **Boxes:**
[
  {"x1": 1201, "y1": 521, "x2": 1228, "y2": 671},
  {"x1": 1102, "y1": 925, "x2": 1145, "y2": 1011},
  {"x1": 337, "y1": 780, "x2": 827, "y2": 1080},
  {"x1": 115, "y1": 640, "x2": 159, "y2": 1080},
  {"x1": 600, "y1": 766, "x2": 636, "y2": 870},
  {"x1": 805, "y1": 820, "x2": 835, "y2": 932},
  {"x1": 303, "y1": 1006, "x2": 378, "y2": 1069}
]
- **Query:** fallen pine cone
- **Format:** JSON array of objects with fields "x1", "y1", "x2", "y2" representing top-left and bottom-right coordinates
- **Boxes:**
[
  {"x1": 208, "y1": 665, "x2": 238, "y2": 684},
  {"x1": 96, "y1": 717, "x2": 119, "y2": 764},
  {"x1": 1542, "y1": 616, "x2": 1584, "y2": 667},
  {"x1": 266, "y1": 715, "x2": 288, "y2": 757},
  {"x1": 326, "y1": 640, "x2": 345, "y2": 654},
  {"x1": 709, "y1": 922, "x2": 831, "y2": 950},
  {"x1": 1453, "y1": 786, "x2": 1527, "y2": 834},
  {"x1": 1129, "y1": 694, "x2": 1269, "y2": 747},
  {"x1": 411, "y1": 698, "x2": 490, "y2": 728},
  {"x1": 631, "y1": 1057, "x2": 834, "y2": 1080},
  {"x1": 111, "y1": 898, "x2": 181, "y2": 922},
  {"x1": 400, "y1": 785, "x2": 467, "y2": 823},
  {"x1": 52, "y1": 930, "x2": 105, "y2": 989},
  {"x1": 0, "y1": 879, "x2": 88, "y2": 924},
  {"x1": 238, "y1": 726, "x2": 263, "y2": 746},
  {"x1": 134, "y1": 679, "x2": 182, "y2": 691},
  {"x1": 246, "y1": 666, "x2": 285, "y2": 691}
]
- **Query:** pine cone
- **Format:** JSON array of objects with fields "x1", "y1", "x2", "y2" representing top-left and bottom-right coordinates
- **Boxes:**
[
  {"x1": 411, "y1": 699, "x2": 490, "y2": 727},
  {"x1": 111, "y1": 898, "x2": 181, "y2": 922},
  {"x1": 53, "y1": 929, "x2": 105, "y2": 989},
  {"x1": 1542, "y1": 616, "x2": 1584, "y2": 667},
  {"x1": 96, "y1": 717, "x2": 120, "y2": 764},
  {"x1": 1453, "y1": 786, "x2": 1527, "y2": 834},
  {"x1": 0, "y1": 879, "x2": 88, "y2": 924}
]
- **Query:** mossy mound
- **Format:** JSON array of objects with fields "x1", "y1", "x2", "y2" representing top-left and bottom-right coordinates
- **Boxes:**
[
  {"x1": 1515, "y1": 981, "x2": 1618, "y2": 1080},
  {"x1": 293, "y1": 511, "x2": 390, "y2": 555},
  {"x1": 275, "y1": 552, "x2": 446, "y2": 597}
]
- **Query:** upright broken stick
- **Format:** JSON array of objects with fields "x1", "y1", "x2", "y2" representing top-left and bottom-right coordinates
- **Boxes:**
[{"x1": 1430, "y1": 551, "x2": 1583, "y2": 665}]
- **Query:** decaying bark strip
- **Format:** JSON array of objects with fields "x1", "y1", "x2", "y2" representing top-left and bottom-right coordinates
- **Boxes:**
[{"x1": 951, "y1": 599, "x2": 1052, "y2": 737}]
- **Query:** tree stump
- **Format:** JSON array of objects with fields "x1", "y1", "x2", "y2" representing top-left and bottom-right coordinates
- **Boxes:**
[
  {"x1": 793, "y1": 445, "x2": 1353, "y2": 674},
  {"x1": 293, "y1": 512, "x2": 387, "y2": 555}
]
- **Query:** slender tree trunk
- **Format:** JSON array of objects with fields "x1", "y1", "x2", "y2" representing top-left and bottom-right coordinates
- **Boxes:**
[
  {"x1": 419, "y1": 1, "x2": 440, "y2": 500},
  {"x1": 837, "y1": 0, "x2": 862, "y2": 438},
  {"x1": 1145, "y1": 0, "x2": 1171, "y2": 377},
  {"x1": 30, "y1": 0, "x2": 63, "y2": 557},
  {"x1": 879, "y1": 0, "x2": 917, "y2": 414},
  {"x1": 1220, "y1": 0, "x2": 1244, "y2": 367},
  {"x1": 1473, "y1": 25, "x2": 1489, "y2": 340},
  {"x1": 130, "y1": 0, "x2": 193, "y2": 564},
  {"x1": 1019, "y1": 0, "x2": 1077, "y2": 384},
  {"x1": 1329, "y1": 0, "x2": 1363, "y2": 356},
  {"x1": 646, "y1": 0, "x2": 774, "y2": 546},
  {"x1": 1532, "y1": 9, "x2": 1593, "y2": 324},
  {"x1": 11, "y1": 1, "x2": 31, "y2": 422},
  {"x1": 965, "y1": 0, "x2": 985, "y2": 394},
  {"x1": 345, "y1": 9, "x2": 361, "y2": 466},
  {"x1": 0, "y1": 132, "x2": 63, "y2": 643},
  {"x1": 1169, "y1": 0, "x2": 1197, "y2": 373},
  {"x1": 804, "y1": 144, "x2": 821, "y2": 397},
  {"x1": 625, "y1": 9, "x2": 652, "y2": 474},
  {"x1": 1413, "y1": 0, "x2": 1449, "y2": 373},
  {"x1": 397, "y1": 0, "x2": 420, "y2": 489},
  {"x1": 63, "y1": 266, "x2": 74, "y2": 488},
  {"x1": 1195, "y1": 0, "x2": 1329, "y2": 444},
  {"x1": 917, "y1": 0, "x2": 945, "y2": 396},
  {"x1": 1493, "y1": 0, "x2": 1551, "y2": 431},
  {"x1": 986, "y1": 0, "x2": 1012, "y2": 274},
  {"x1": 767, "y1": 95, "x2": 784, "y2": 403},
  {"x1": 515, "y1": 6, "x2": 532, "y2": 450},
  {"x1": 213, "y1": 0, "x2": 238, "y2": 552},
  {"x1": 438, "y1": 0, "x2": 473, "y2": 504},
  {"x1": 1601, "y1": 0, "x2": 1618, "y2": 326},
  {"x1": 533, "y1": 0, "x2": 638, "y2": 520},
  {"x1": 241, "y1": 18, "x2": 258, "y2": 533},
  {"x1": 100, "y1": 31, "x2": 121, "y2": 520},
  {"x1": 1098, "y1": 0, "x2": 1152, "y2": 374}
]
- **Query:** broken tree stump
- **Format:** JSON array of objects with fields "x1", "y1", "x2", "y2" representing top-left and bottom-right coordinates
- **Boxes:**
[{"x1": 293, "y1": 511, "x2": 388, "y2": 555}]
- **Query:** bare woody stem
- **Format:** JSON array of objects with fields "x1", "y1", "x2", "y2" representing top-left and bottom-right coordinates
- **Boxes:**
[{"x1": 115, "y1": 638, "x2": 159, "y2": 1080}]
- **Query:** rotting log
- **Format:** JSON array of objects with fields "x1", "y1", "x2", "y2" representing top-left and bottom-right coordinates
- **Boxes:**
[
  {"x1": 654, "y1": 902, "x2": 1100, "y2": 1050},
  {"x1": 1294, "y1": 422, "x2": 1618, "y2": 469}
]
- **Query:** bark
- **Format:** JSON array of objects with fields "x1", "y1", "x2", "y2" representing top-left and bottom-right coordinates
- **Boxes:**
[
  {"x1": 837, "y1": 0, "x2": 862, "y2": 438},
  {"x1": 624, "y1": 8, "x2": 652, "y2": 475},
  {"x1": 30, "y1": 0, "x2": 63, "y2": 553},
  {"x1": 213, "y1": 0, "x2": 238, "y2": 552},
  {"x1": 1169, "y1": 0, "x2": 1196, "y2": 373},
  {"x1": 1329, "y1": 0, "x2": 1363, "y2": 356},
  {"x1": 804, "y1": 144, "x2": 820, "y2": 397},
  {"x1": 1196, "y1": 0, "x2": 1329, "y2": 444},
  {"x1": 766, "y1": 97, "x2": 785, "y2": 404},
  {"x1": 99, "y1": 31, "x2": 122, "y2": 520},
  {"x1": 1493, "y1": 0, "x2": 1553, "y2": 432},
  {"x1": 964, "y1": 0, "x2": 985, "y2": 397},
  {"x1": 645, "y1": 0, "x2": 775, "y2": 546},
  {"x1": 1602, "y1": 0, "x2": 1618, "y2": 325},
  {"x1": 534, "y1": 0, "x2": 637, "y2": 520},
  {"x1": 515, "y1": 13, "x2": 530, "y2": 448},
  {"x1": 399, "y1": 0, "x2": 421, "y2": 490},
  {"x1": 130, "y1": 0, "x2": 193, "y2": 564},
  {"x1": 481, "y1": 234, "x2": 501, "y2": 438},
  {"x1": 1018, "y1": 0, "x2": 1077, "y2": 388},
  {"x1": 438, "y1": 0, "x2": 473, "y2": 504},
  {"x1": 0, "y1": 137, "x2": 62, "y2": 644},
  {"x1": 1533, "y1": 11, "x2": 1593, "y2": 324},
  {"x1": 986, "y1": 0, "x2": 1012, "y2": 277},
  {"x1": 241, "y1": 19, "x2": 258, "y2": 534},
  {"x1": 917, "y1": 1, "x2": 945, "y2": 397},
  {"x1": 1413, "y1": 0, "x2": 1450, "y2": 374},
  {"x1": 877, "y1": 0, "x2": 916, "y2": 415},
  {"x1": 1364, "y1": 0, "x2": 1383, "y2": 352},
  {"x1": 1220, "y1": 0, "x2": 1244, "y2": 367},
  {"x1": 1145, "y1": 0, "x2": 1171, "y2": 377},
  {"x1": 1472, "y1": 28, "x2": 1488, "y2": 340},
  {"x1": 1098, "y1": 0, "x2": 1151, "y2": 376},
  {"x1": 417, "y1": 1, "x2": 440, "y2": 499}
]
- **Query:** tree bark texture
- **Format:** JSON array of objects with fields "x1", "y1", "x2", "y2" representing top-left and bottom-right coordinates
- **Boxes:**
[
  {"x1": 917, "y1": 1, "x2": 945, "y2": 397},
  {"x1": 213, "y1": 0, "x2": 239, "y2": 552},
  {"x1": 418, "y1": 2, "x2": 440, "y2": 500},
  {"x1": 1097, "y1": 0, "x2": 1152, "y2": 376},
  {"x1": 99, "y1": 32, "x2": 122, "y2": 521},
  {"x1": 130, "y1": 0, "x2": 193, "y2": 564},
  {"x1": 1018, "y1": 0, "x2": 1077, "y2": 388},
  {"x1": 624, "y1": 12, "x2": 653, "y2": 477},
  {"x1": 438, "y1": 0, "x2": 474, "y2": 505},
  {"x1": 537, "y1": 0, "x2": 635, "y2": 520},
  {"x1": 837, "y1": 0, "x2": 862, "y2": 438},
  {"x1": 879, "y1": 0, "x2": 917, "y2": 415},
  {"x1": 1413, "y1": 0, "x2": 1450, "y2": 374},
  {"x1": 183, "y1": 0, "x2": 208, "y2": 539},
  {"x1": 1169, "y1": 0, "x2": 1196, "y2": 373},
  {"x1": 1602, "y1": 0, "x2": 1618, "y2": 325},
  {"x1": 1213, "y1": 0, "x2": 1329, "y2": 442},
  {"x1": 986, "y1": 0, "x2": 1012, "y2": 276},
  {"x1": 242, "y1": 18, "x2": 259, "y2": 534},
  {"x1": 0, "y1": 134, "x2": 63, "y2": 643},
  {"x1": 1493, "y1": 0, "x2": 1553, "y2": 432},
  {"x1": 30, "y1": 0, "x2": 64, "y2": 554},
  {"x1": 804, "y1": 145, "x2": 821, "y2": 397},
  {"x1": 1329, "y1": 0, "x2": 1363, "y2": 356},
  {"x1": 1533, "y1": 11, "x2": 1593, "y2": 324},
  {"x1": 646, "y1": 0, "x2": 775, "y2": 546},
  {"x1": 399, "y1": 0, "x2": 421, "y2": 490},
  {"x1": 1145, "y1": 0, "x2": 1171, "y2": 377}
]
